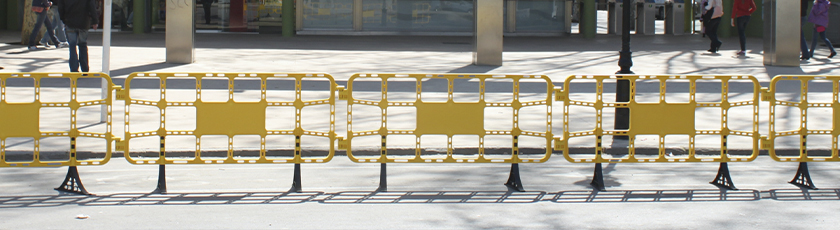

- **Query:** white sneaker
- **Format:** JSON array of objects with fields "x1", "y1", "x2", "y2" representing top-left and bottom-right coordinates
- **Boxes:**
[
  {"x1": 58, "y1": 42, "x2": 69, "y2": 48},
  {"x1": 27, "y1": 46, "x2": 38, "y2": 51}
]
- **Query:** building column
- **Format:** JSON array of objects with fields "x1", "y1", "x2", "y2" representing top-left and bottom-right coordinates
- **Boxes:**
[
  {"x1": 763, "y1": 0, "x2": 799, "y2": 66},
  {"x1": 473, "y1": 0, "x2": 504, "y2": 66},
  {"x1": 166, "y1": 0, "x2": 195, "y2": 63}
]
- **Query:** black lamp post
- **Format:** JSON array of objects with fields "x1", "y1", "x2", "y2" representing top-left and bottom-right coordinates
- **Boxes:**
[{"x1": 614, "y1": 0, "x2": 633, "y2": 139}]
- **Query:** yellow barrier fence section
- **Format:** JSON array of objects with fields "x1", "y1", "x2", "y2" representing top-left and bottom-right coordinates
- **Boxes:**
[
  {"x1": 1, "y1": 73, "x2": 116, "y2": 167},
  {"x1": 339, "y1": 73, "x2": 555, "y2": 163},
  {"x1": 557, "y1": 75, "x2": 761, "y2": 163},
  {"x1": 119, "y1": 73, "x2": 338, "y2": 165},
  {"x1": 764, "y1": 75, "x2": 840, "y2": 162}
]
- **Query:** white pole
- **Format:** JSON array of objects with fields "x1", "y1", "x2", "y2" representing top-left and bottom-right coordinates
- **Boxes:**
[{"x1": 101, "y1": 0, "x2": 112, "y2": 122}]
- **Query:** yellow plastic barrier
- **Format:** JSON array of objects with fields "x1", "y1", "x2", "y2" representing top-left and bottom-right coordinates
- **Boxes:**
[
  {"x1": 119, "y1": 73, "x2": 338, "y2": 165},
  {"x1": 556, "y1": 75, "x2": 762, "y2": 164},
  {"x1": 763, "y1": 75, "x2": 840, "y2": 162},
  {"x1": 339, "y1": 73, "x2": 555, "y2": 164},
  {"x1": 1, "y1": 73, "x2": 117, "y2": 167}
]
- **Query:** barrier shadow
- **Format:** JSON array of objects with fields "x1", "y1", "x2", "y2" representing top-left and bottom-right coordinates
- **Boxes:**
[
  {"x1": 550, "y1": 189, "x2": 760, "y2": 203},
  {"x1": 319, "y1": 191, "x2": 546, "y2": 204},
  {"x1": 0, "y1": 191, "x2": 322, "y2": 208},
  {"x1": 767, "y1": 189, "x2": 840, "y2": 201}
]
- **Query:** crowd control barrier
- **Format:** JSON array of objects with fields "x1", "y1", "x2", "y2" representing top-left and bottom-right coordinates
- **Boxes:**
[
  {"x1": 762, "y1": 75, "x2": 840, "y2": 189},
  {"x1": 554, "y1": 75, "x2": 762, "y2": 190},
  {"x1": 0, "y1": 73, "x2": 118, "y2": 194},
  {"x1": 119, "y1": 73, "x2": 339, "y2": 192},
  {"x1": 338, "y1": 73, "x2": 555, "y2": 191}
]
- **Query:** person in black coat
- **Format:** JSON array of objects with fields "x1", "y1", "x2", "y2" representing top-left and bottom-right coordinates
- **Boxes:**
[{"x1": 54, "y1": 0, "x2": 99, "y2": 72}]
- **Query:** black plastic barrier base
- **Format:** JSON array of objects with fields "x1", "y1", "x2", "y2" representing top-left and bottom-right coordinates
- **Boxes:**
[
  {"x1": 153, "y1": 164, "x2": 167, "y2": 194},
  {"x1": 377, "y1": 163, "x2": 387, "y2": 192},
  {"x1": 790, "y1": 162, "x2": 817, "y2": 190},
  {"x1": 710, "y1": 162, "x2": 737, "y2": 190},
  {"x1": 590, "y1": 163, "x2": 606, "y2": 191},
  {"x1": 55, "y1": 166, "x2": 90, "y2": 195},
  {"x1": 505, "y1": 163, "x2": 525, "y2": 192},
  {"x1": 291, "y1": 163, "x2": 302, "y2": 193}
]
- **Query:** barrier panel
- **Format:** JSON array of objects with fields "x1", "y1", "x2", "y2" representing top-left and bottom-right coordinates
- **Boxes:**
[
  {"x1": 119, "y1": 73, "x2": 339, "y2": 192},
  {"x1": 555, "y1": 75, "x2": 762, "y2": 189},
  {"x1": 338, "y1": 73, "x2": 555, "y2": 191},
  {"x1": 0, "y1": 72, "x2": 117, "y2": 194},
  {"x1": 763, "y1": 75, "x2": 840, "y2": 189}
]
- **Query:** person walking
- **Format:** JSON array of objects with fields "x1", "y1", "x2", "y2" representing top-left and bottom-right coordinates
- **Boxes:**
[
  {"x1": 55, "y1": 0, "x2": 99, "y2": 72},
  {"x1": 39, "y1": 6, "x2": 69, "y2": 48},
  {"x1": 808, "y1": 0, "x2": 837, "y2": 59},
  {"x1": 704, "y1": 0, "x2": 724, "y2": 53},
  {"x1": 801, "y1": 0, "x2": 812, "y2": 60},
  {"x1": 730, "y1": 0, "x2": 755, "y2": 56},
  {"x1": 27, "y1": 0, "x2": 62, "y2": 51}
]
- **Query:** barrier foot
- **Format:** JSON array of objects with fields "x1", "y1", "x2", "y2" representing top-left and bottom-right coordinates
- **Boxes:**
[
  {"x1": 54, "y1": 166, "x2": 90, "y2": 195},
  {"x1": 377, "y1": 163, "x2": 387, "y2": 192},
  {"x1": 789, "y1": 162, "x2": 817, "y2": 190},
  {"x1": 590, "y1": 163, "x2": 605, "y2": 191},
  {"x1": 152, "y1": 165, "x2": 167, "y2": 194},
  {"x1": 290, "y1": 163, "x2": 302, "y2": 193},
  {"x1": 710, "y1": 162, "x2": 737, "y2": 190},
  {"x1": 504, "y1": 163, "x2": 525, "y2": 192}
]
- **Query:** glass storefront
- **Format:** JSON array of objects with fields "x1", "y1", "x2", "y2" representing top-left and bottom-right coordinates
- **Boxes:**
[{"x1": 360, "y1": 0, "x2": 474, "y2": 32}]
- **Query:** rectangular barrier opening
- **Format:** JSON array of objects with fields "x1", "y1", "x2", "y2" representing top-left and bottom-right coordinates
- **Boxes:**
[
  {"x1": 420, "y1": 135, "x2": 448, "y2": 160},
  {"x1": 127, "y1": 78, "x2": 161, "y2": 102},
  {"x1": 695, "y1": 107, "x2": 722, "y2": 131},
  {"x1": 351, "y1": 78, "x2": 382, "y2": 102},
  {"x1": 76, "y1": 77, "x2": 107, "y2": 102},
  {"x1": 164, "y1": 107, "x2": 196, "y2": 131},
  {"x1": 774, "y1": 80, "x2": 802, "y2": 103},
  {"x1": 566, "y1": 78, "x2": 597, "y2": 103},
  {"x1": 483, "y1": 78, "x2": 513, "y2": 103},
  {"x1": 600, "y1": 135, "x2": 630, "y2": 161},
  {"x1": 420, "y1": 78, "x2": 448, "y2": 103},
  {"x1": 663, "y1": 135, "x2": 690, "y2": 160},
  {"x1": 773, "y1": 135, "x2": 801, "y2": 158},
  {"x1": 165, "y1": 77, "x2": 197, "y2": 102},
  {"x1": 199, "y1": 135, "x2": 230, "y2": 159},
  {"x1": 386, "y1": 107, "x2": 416, "y2": 130},
  {"x1": 727, "y1": 78, "x2": 757, "y2": 102},
  {"x1": 39, "y1": 107, "x2": 70, "y2": 132},
  {"x1": 164, "y1": 136, "x2": 197, "y2": 160},
  {"x1": 773, "y1": 107, "x2": 802, "y2": 132},
  {"x1": 518, "y1": 135, "x2": 548, "y2": 160},
  {"x1": 76, "y1": 106, "x2": 108, "y2": 134},
  {"x1": 265, "y1": 78, "x2": 296, "y2": 102},
  {"x1": 386, "y1": 135, "x2": 417, "y2": 160},
  {"x1": 806, "y1": 108, "x2": 833, "y2": 131},
  {"x1": 386, "y1": 78, "x2": 417, "y2": 102},
  {"x1": 233, "y1": 135, "x2": 262, "y2": 159},
  {"x1": 805, "y1": 135, "x2": 833, "y2": 157},
  {"x1": 695, "y1": 79, "x2": 724, "y2": 103},
  {"x1": 632, "y1": 135, "x2": 661, "y2": 160},
  {"x1": 518, "y1": 78, "x2": 548, "y2": 102},
  {"x1": 807, "y1": 80, "x2": 834, "y2": 103},
  {"x1": 484, "y1": 107, "x2": 512, "y2": 131},
  {"x1": 265, "y1": 106, "x2": 296, "y2": 131},
  {"x1": 664, "y1": 79, "x2": 691, "y2": 103},
  {"x1": 38, "y1": 77, "x2": 71, "y2": 103},
  {"x1": 127, "y1": 136, "x2": 160, "y2": 160},
  {"x1": 128, "y1": 105, "x2": 161, "y2": 133},
  {"x1": 452, "y1": 77, "x2": 480, "y2": 103},
  {"x1": 564, "y1": 135, "x2": 597, "y2": 162},
  {"x1": 726, "y1": 135, "x2": 755, "y2": 158},
  {"x1": 265, "y1": 135, "x2": 295, "y2": 158},
  {"x1": 694, "y1": 135, "x2": 723, "y2": 158},
  {"x1": 519, "y1": 105, "x2": 548, "y2": 133},
  {"x1": 634, "y1": 79, "x2": 661, "y2": 103},
  {"x1": 565, "y1": 105, "x2": 597, "y2": 133},
  {"x1": 727, "y1": 105, "x2": 756, "y2": 132},
  {"x1": 4, "y1": 78, "x2": 35, "y2": 103},
  {"x1": 300, "y1": 135, "x2": 331, "y2": 158},
  {"x1": 300, "y1": 79, "x2": 332, "y2": 102},
  {"x1": 349, "y1": 135, "x2": 381, "y2": 158},
  {"x1": 452, "y1": 135, "x2": 480, "y2": 159},
  {"x1": 200, "y1": 77, "x2": 231, "y2": 102},
  {"x1": 38, "y1": 137, "x2": 69, "y2": 161},
  {"x1": 301, "y1": 104, "x2": 332, "y2": 132},
  {"x1": 233, "y1": 78, "x2": 262, "y2": 103},
  {"x1": 3, "y1": 137, "x2": 35, "y2": 162},
  {"x1": 483, "y1": 135, "x2": 513, "y2": 160},
  {"x1": 348, "y1": 105, "x2": 381, "y2": 132},
  {"x1": 76, "y1": 137, "x2": 107, "y2": 161}
]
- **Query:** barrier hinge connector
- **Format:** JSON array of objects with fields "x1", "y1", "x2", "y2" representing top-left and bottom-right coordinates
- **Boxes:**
[
  {"x1": 760, "y1": 135, "x2": 770, "y2": 150},
  {"x1": 115, "y1": 138, "x2": 126, "y2": 152},
  {"x1": 759, "y1": 87, "x2": 771, "y2": 101},
  {"x1": 338, "y1": 137, "x2": 348, "y2": 150},
  {"x1": 553, "y1": 137, "x2": 566, "y2": 151},
  {"x1": 114, "y1": 86, "x2": 125, "y2": 100},
  {"x1": 553, "y1": 87, "x2": 565, "y2": 101},
  {"x1": 337, "y1": 86, "x2": 349, "y2": 100}
]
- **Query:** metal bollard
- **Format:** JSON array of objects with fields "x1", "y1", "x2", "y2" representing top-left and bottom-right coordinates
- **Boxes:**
[
  {"x1": 665, "y1": 0, "x2": 685, "y2": 35},
  {"x1": 637, "y1": 0, "x2": 657, "y2": 35}
]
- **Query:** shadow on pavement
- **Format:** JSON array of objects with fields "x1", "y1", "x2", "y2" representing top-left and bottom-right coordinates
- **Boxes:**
[{"x1": 551, "y1": 189, "x2": 760, "y2": 203}]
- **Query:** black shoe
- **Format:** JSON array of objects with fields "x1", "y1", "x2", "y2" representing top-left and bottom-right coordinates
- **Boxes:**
[
  {"x1": 801, "y1": 56, "x2": 811, "y2": 60},
  {"x1": 830, "y1": 52, "x2": 836, "y2": 58}
]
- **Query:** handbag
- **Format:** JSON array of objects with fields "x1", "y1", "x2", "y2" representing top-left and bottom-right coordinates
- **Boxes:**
[{"x1": 32, "y1": 6, "x2": 44, "y2": 13}]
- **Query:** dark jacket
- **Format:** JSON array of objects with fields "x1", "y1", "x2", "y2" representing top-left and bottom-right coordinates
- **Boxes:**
[{"x1": 55, "y1": 0, "x2": 99, "y2": 29}]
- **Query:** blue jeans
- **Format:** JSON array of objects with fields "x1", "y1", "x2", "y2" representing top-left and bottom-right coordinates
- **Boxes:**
[
  {"x1": 801, "y1": 17, "x2": 810, "y2": 58},
  {"x1": 27, "y1": 9, "x2": 60, "y2": 47},
  {"x1": 66, "y1": 27, "x2": 90, "y2": 72},
  {"x1": 736, "y1": 16, "x2": 750, "y2": 51},
  {"x1": 39, "y1": 7, "x2": 67, "y2": 44},
  {"x1": 810, "y1": 27, "x2": 837, "y2": 57}
]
